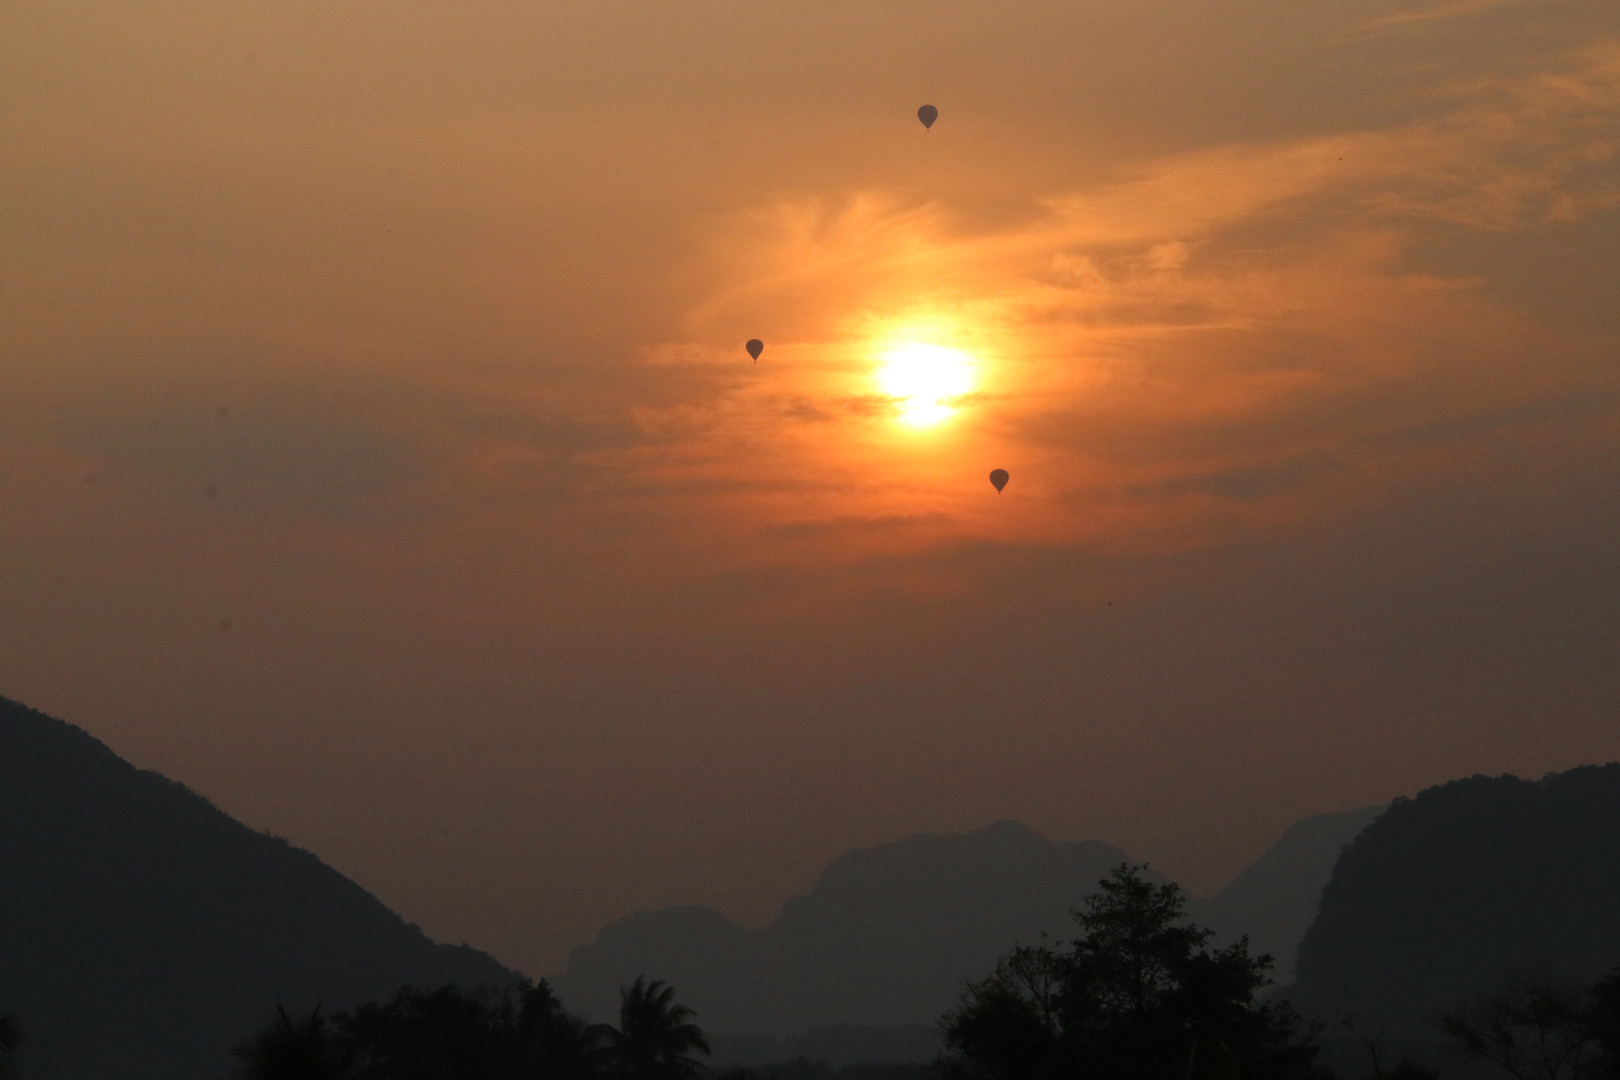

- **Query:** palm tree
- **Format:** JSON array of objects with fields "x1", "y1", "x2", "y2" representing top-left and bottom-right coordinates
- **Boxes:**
[
  {"x1": 235, "y1": 1003, "x2": 350, "y2": 1080},
  {"x1": 598, "y1": 978, "x2": 710, "y2": 1080}
]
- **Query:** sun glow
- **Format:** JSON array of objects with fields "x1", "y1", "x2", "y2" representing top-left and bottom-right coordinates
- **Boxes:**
[{"x1": 875, "y1": 343, "x2": 977, "y2": 428}]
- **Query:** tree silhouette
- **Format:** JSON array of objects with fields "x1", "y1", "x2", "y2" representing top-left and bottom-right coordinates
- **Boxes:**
[
  {"x1": 341, "y1": 984, "x2": 514, "y2": 1080},
  {"x1": 518, "y1": 979, "x2": 607, "y2": 1080},
  {"x1": 599, "y1": 978, "x2": 711, "y2": 1080},
  {"x1": 1590, "y1": 971, "x2": 1620, "y2": 1080},
  {"x1": 943, "y1": 864, "x2": 1320, "y2": 1080},
  {"x1": 326, "y1": 979, "x2": 601, "y2": 1080},
  {"x1": 0, "y1": 1014, "x2": 20, "y2": 1080},
  {"x1": 235, "y1": 1003, "x2": 350, "y2": 1080},
  {"x1": 943, "y1": 946, "x2": 1061, "y2": 1080},
  {"x1": 1339, "y1": 1016, "x2": 1439, "y2": 1080},
  {"x1": 1441, "y1": 979, "x2": 1604, "y2": 1080}
]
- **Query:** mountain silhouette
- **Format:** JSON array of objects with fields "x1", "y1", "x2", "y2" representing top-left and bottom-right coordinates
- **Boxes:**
[
  {"x1": 556, "y1": 821, "x2": 1134, "y2": 1037},
  {"x1": 1290, "y1": 765, "x2": 1620, "y2": 1034},
  {"x1": 0, "y1": 695, "x2": 516, "y2": 1080},
  {"x1": 1199, "y1": 805, "x2": 1386, "y2": 985},
  {"x1": 556, "y1": 810, "x2": 1382, "y2": 1044}
]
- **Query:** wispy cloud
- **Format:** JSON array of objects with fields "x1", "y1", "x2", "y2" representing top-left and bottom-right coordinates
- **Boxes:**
[{"x1": 1352, "y1": 0, "x2": 1533, "y2": 34}]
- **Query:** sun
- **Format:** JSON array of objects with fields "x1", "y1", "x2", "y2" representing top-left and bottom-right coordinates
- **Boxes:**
[{"x1": 875, "y1": 343, "x2": 977, "y2": 428}]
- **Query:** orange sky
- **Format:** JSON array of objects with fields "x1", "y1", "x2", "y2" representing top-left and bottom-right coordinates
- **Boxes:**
[{"x1": 1, "y1": 0, "x2": 1618, "y2": 977}]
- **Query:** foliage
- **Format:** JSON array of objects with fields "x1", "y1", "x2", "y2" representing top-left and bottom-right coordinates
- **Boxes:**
[
  {"x1": 519, "y1": 980, "x2": 610, "y2": 1080},
  {"x1": 941, "y1": 864, "x2": 1321, "y2": 1080},
  {"x1": 336, "y1": 979, "x2": 608, "y2": 1080},
  {"x1": 598, "y1": 977, "x2": 712, "y2": 1080},
  {"x1": 340, "y1": 985, "x2": 514, "y2": 1080},
  {"x1": 0, "y1": 1014, "x2": 19, "y2": 1080},
  {"x1": 1441, "y1": 979, "x2": 1605, "y2": 1080},
  {"x1": 237, "y1": 977, "x2": 714, "y2": 1080},
  {"x1": 235, "y1": 1004, "x2": 350, "y2": 1080},
  {"x1": 1591, "y1": 972, "x2": 1620, "y2": 1080},
  {"x1": 1336, "y1": 1017, "x2": 1439, "y2": 1080},
  {"x1": 1377, "y1": 1063, "x2": 1439, "y2": 1080},
  {"x1": 716, "y1": 1064, "x2": 934, "y2": 1080}
]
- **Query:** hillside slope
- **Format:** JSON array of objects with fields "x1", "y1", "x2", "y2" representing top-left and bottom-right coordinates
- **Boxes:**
[
  {"x1": 1290, "y1": 765, "x2": 1620, "y2": 1032},
  {"x1": 1195, "y1": 805, "x2": 1386, "y2": 985},
  {"x1": 0, "y1": 696, "x2": 515, "y2": 1080}
]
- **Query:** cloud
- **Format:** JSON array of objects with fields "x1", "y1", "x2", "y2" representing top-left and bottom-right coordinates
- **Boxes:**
[
  {"x1": 1353, "y1": 0, "x2": 1535, "y2": 33},
  {"x1": 611, "y1": 39, "x2": 1620, "y2": 561}
]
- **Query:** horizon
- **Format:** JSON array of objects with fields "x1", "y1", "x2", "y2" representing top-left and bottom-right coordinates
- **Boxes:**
[{"x1": 1, "y1": 0, "x2": 1617, "y2": 981}]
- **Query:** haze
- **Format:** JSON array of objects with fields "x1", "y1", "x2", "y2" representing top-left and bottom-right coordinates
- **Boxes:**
[{"x1": 1, "y1": 0, "x2": 1617, "y2": 977}]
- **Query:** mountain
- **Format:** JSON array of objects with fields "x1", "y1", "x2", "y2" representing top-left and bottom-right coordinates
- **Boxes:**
[
  {"x1": 1289, "y1": 765, "x2": 1620, "y2": 1034},
  {"x1": 0, "y1": 695, "x2": 517, "y2": 1080},
  {"x1": 555, "y1": 809, "x2": 1383, "y2": 1046},
  {"x1": 555, "y1": 821, "x2": 1139, "y2": 1038},
  {"x1": 1194, "y1": 805, "x2": 1386, "y2": 985}
]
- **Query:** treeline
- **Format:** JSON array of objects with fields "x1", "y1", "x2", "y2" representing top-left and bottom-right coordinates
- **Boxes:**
[
  {"x1": 1437, "y1": 974, "x2": 1620, "y2": 1080},
  {"x1": 10, "y1": 862, "x2": 1620, "y2": 1080},
  {"x1": 206, "y1": 864, "x2": 1325, "y2": 1080},
  {"x1": 937, "y1": 864, "x2": 1620, "y2": 1080},
  {"x1": 232, "y1": 975, "x2": 705, "y2": 1080}
]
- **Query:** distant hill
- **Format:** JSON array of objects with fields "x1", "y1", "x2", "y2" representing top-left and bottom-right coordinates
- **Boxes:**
[
  {"x1": 1290, "y1": 765, "x2": 1620, "y2": 1034},
  {"x1": 555, "y1": 810, "x2": 1382, "y2": 1045},
  {"x1": 556, "y1": 821, "x2": 1139, "y2": 1037},
  {"x1": 1195, "y1": 805, "x2": 1386, "y2": 985},
  {"x1": 0, "y1": 696, "x2": 516, "y2": 1080}
]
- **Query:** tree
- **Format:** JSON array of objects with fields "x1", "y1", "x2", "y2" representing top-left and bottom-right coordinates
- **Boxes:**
[
  {"x1": 0, "y1": 1013, "x2": 20, "y2": 1080},
  {"x1": 598, "y1": 977, "x2": 711, "y2": 1080},
  {"x1": 235, "y1": 1004, "x2": 351, "y2": 1080},
  {"x1": 1338, "y1": 1016, "x2": 1439, "y2": 1080},
  {"x1": 340, "y1": 984, "x2": 515, "y2": 1080},
  {"x1": 517, "y1": 979, "x2": 607, "y2": 1080},
  {"x1": 942, "y1": 946, "x2": 1062, "y2": 1080},
  {"x1": 1441, "y1": 980, "x2": 1604, "y2": 1080},
  {"x1": 1590, "y1": 971, "x2": 1620, "y2": 1080},
  {"x1": 238, "y1": 980, "x2": 601, "y2": 1080},
  {"x1": 942, "y1": 864, "x2": 1321, "y2": 1080}
]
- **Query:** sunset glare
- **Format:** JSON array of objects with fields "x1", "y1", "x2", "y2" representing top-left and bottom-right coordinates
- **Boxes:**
[{"x1": 874, "y1": 343, "x2": 978, "y2": 428}]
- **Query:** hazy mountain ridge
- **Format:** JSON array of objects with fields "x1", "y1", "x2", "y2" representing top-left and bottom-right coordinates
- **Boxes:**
[
  {"x1": 555, "y1": 810, "x2": 1383, "y2": 1044},
  {"x1": 1290, "y1": 764, "x2": 1620, "y2": 1034},
  {"x1": 0, "y1": 695, "x2": 517, "y2": 1080},
  {"x1": 1194, "y1": 805, "x2": 1387, "y2": 985},
  {"x1": 26, "y1": 681, "x2": 1612, "y2": 1075},
  {"x1": 555, "y1": 821, "x2": 1139, "y2": 1037}
]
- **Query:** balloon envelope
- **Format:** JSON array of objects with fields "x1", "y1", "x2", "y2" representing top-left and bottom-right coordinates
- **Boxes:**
[
  {"x1": 989, "y1": 469, "x2": 1009, "y2": 493},
  {"x1": 917, "y1": 105, "x2": 938, "y2": 130},
  {"x1": 745, "y1": 339, "x2": 764, "y2": 361}
]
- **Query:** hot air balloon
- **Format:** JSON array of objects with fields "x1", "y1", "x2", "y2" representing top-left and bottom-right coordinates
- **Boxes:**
[
  {"x1": 989, "y1": 469, "x2": 1009, "y2": 493},
  {"x1": 745, "y1": 339, "x2": 764, "y2": 362},
  {"x1": 917, "y1": 105, "x2": 938, "y2": 131}
]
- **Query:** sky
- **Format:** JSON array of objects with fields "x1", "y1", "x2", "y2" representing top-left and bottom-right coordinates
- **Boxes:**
[{"x1": 1, "y1": 0, "x2": 1618, "y2": 978}]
